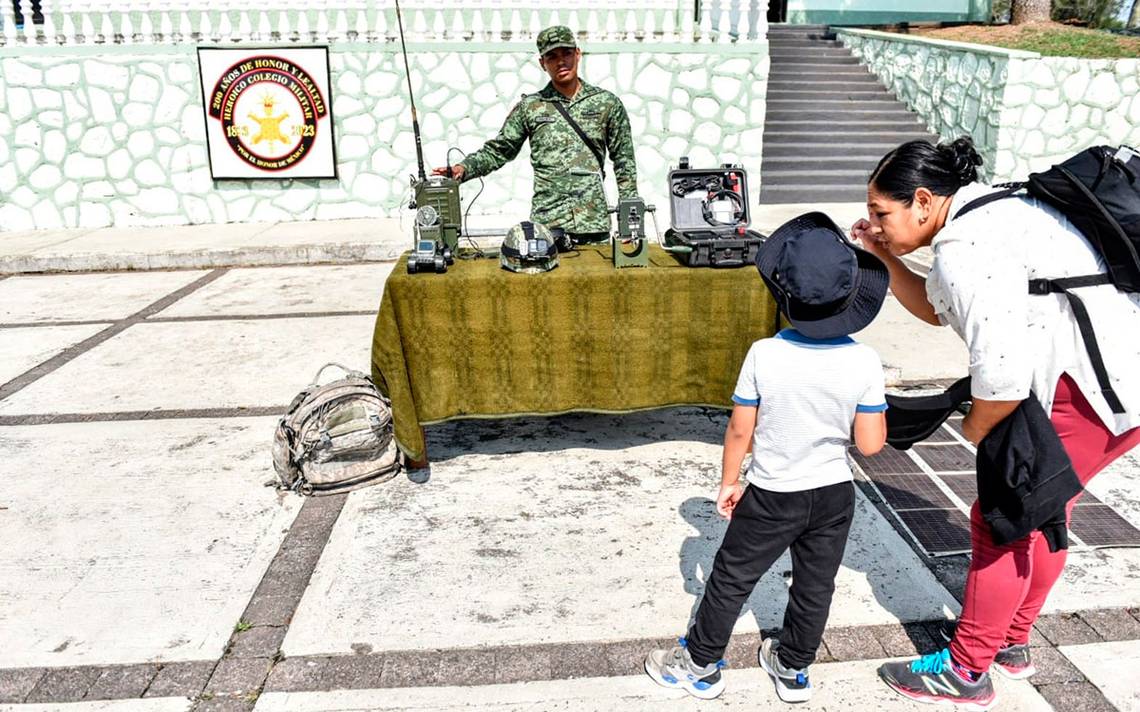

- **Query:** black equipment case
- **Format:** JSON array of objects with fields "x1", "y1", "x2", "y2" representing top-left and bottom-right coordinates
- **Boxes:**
[{"x1": 663, "y1": 158, "x2": 766, "y2": 268}]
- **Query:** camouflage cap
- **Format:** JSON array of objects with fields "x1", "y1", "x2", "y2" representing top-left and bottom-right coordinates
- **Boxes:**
[{"x1": 536, "y1": 25, "x2": 577, "y2": 56}]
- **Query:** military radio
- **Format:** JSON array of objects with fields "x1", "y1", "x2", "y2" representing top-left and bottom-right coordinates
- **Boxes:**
[
  {"x1": 395, "y1": 0, "x2": 462, "y2": 274},
  {"x1": 410, "y1": 175, "x2": 461, "y2": 256}
]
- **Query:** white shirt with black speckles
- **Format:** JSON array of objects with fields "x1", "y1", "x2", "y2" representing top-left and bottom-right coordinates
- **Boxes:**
[{"x1": 926, "y1": 182, "x2": 1140, "y2": 435}]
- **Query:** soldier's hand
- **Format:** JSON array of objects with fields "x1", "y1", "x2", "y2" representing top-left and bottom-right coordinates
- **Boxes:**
[{"x1": 431, "y1": 165, "x2": 465, "y2": 181}]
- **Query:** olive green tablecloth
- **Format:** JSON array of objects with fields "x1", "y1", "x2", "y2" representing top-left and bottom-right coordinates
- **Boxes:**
[{"x1": 371, "y1": 244, "x2": 779, "y2": 462}]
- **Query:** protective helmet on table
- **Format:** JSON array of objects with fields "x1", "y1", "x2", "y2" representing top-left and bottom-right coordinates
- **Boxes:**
[{"x1": 500, "y1": 220, "x2": 560, "y2": 274}]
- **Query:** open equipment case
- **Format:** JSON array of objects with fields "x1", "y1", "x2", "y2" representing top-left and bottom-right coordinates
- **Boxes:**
[{"x1": 663, "y1": 158, "x2": 766, "y2": 268}]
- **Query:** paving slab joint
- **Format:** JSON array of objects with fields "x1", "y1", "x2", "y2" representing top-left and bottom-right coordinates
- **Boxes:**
[
  {"x1": 0, "y1": 268, "x2": 229, "y2": 403},
  {"x1": 1032, "y1": 680, "x2": 1119, "y2": 712},
  {"x1": 192, "y1": 689, "x2": 259, "y2": 712},
  {"x1": 1073, "y1": 608, "x2": 1140, "y2": 642},
  {"x1": 1033, "y1": 611, "x2": 1104, "y2": 647},
  {"x1": 142, "y1": 661, "x2": 218, "y2": 699}
]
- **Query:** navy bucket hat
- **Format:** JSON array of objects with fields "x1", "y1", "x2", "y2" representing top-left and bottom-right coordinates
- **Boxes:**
[{"x1": 756, "y1": 212, "x2": 889, "y2": 340}]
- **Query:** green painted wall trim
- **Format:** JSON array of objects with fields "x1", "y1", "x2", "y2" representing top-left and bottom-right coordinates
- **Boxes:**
[
  {"x1": 836, "y1": 27, "x2": 1040, "y2": 58},
  {"x1": 788, "y1": 9, "x2": 988, "y2": 24}
]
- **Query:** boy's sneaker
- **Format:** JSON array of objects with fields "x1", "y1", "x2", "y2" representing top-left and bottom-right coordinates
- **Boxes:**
[
  {"x1": 644, "y1": 637, "x2": 726, "y2": 700},
  {"x1": 879, "y1": 648, "x2": 997, "y2": 711},
  {"x1": 758, "y1": 638, "x2": 812, "y2": 703},
  {"x1": 937, "y1": 619, "x2": 1037, "y2": 679}
]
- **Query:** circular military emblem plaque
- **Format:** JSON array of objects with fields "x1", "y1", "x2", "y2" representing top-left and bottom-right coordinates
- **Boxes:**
[{"x1": 206, "y1": 55, "x2": 328, "y2": 172}]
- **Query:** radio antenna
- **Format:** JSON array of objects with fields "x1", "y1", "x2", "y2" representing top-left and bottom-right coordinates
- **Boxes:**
[{"x1": 394, "y1": 0, "x2": 427, "y2": 181}]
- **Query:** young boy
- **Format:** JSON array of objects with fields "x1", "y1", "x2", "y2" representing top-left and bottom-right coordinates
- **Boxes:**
[{"x1": 645, "y1": 212, "x2": 890, "y2": 702}]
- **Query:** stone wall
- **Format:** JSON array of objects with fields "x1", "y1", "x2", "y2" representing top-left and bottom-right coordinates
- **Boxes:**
[
  {"x1": 0, "y1": 41, "x2": 768, "y2": 232},
  {"x1": 838, "y1": 28, "x2": 1140, "y2": 183}
]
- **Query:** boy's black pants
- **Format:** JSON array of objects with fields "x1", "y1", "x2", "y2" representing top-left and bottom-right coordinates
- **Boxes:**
[{"x1": 686, "y1": 481, "x2": 856, "y2": 670}]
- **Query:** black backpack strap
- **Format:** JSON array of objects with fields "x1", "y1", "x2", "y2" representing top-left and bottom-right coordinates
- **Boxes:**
[
  {"x1": 551, "y1": 101, "x2": 606, "y2": 179},
  {"x1": 1029, "y1": 274, "x2": 1125, "y2": 414},
  {"x1": 954, "y1": 183, "x2": 1026, "y2": 220}
]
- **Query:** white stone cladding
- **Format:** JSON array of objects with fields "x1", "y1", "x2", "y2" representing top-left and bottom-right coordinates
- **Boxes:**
[
  {"x1": 0, "y1": 43, "x2": 769, "y2": 232},
  {"x1": 838, "y1": 28, "x2": 1140, "y2": 183}
]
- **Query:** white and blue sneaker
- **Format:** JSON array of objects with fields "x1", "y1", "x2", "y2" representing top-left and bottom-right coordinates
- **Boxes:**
[
  {"x1": 644, "y1": 637, "x2": 726, "y2": 700},
  {"x1": 759, "y1": 637, "x2": 813, "y2": 703}
]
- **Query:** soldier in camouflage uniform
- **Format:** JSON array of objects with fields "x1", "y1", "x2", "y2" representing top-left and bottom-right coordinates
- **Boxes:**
[{"x1": 432, "y1": 25, "x2": 639, "y2": 244}]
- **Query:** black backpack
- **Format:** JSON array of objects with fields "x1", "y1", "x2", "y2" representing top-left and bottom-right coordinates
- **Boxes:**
[{"x1": 956, "y1": 145, "x2": 1140, "y2": 414}]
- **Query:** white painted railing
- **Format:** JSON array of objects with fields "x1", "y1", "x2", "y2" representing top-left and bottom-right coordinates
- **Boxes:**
[
  {"x1": 0, "y1": 0, "x2": 765, "y2": 46},
  {"x1": 703, "y1": 0, "x2": 765, "y2": 40}
]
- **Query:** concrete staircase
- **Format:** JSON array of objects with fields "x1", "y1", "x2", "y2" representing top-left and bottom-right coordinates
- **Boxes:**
[{"x1": 760, "y1": 24, "x2": 939, "y2": 205}]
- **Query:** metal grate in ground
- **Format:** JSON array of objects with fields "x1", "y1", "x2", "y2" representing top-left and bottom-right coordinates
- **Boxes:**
[{"x1": 851, "y1": 415, "x2": 1140, "y2": 556}]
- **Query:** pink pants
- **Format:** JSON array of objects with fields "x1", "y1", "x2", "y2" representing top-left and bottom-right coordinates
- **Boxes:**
[{"x1": 950, "y1": 374, "x2": 1140, "y2": 673}]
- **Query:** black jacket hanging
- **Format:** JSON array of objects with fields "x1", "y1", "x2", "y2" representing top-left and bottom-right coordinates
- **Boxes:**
[
  {"x1": 976, "y1": 395, "x2": 1082, "y2": 552},
  {"x1": 884, "y1": 379, "x2": 1082, "y2": 552}
]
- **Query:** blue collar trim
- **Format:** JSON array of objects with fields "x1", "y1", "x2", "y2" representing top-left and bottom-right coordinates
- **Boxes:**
[{"x1": 775, "y1": 328, "x2": 856, "y2": 347}]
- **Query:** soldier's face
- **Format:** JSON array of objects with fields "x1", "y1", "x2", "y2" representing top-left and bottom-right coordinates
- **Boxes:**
[{"x1": 540, "y1": 48, "x2": 580, "y2": 84}]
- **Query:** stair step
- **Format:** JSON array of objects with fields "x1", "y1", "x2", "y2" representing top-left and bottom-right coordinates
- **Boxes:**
[
  {"x1": 765, "y1": 120, "x2": 925, "y2": 132},
  {"x1": 769, "y1": 48, "x2": 856, "y2": 58},
  {"x1": 766, "y1": 27, "x2": 829, "y2": 35},
  {"x1": 767, "y1": 34, "x2": 835, "y2": 43},
  {"x1": 768, "y1": 79, "x2": 884, "y2": 89},
  {"x1": 759, "y1": 185, "x2": 870, "y2": 204},
  {"x1": 768, "y1": 62, "x2": 870, "y2": 72},
  {"x1": 770, "y1": 54, "x2": 857, "y2": 64},
  {"x1": 769, "y1": 45, "x2": 853, "y2": 53},
  {"x1": 766, "y1": 105, "x2": 913, "y2": 114},
  {"x1": 766, "y1": 109, "x2": 915, "y2": 122},
  {"x1": 767, "y1": 89, "x2": 894, "y2": 98},
  {"x1": 763, "y1": 142, "x2": 903, "y2": 158},
  {"x1": 767, "y1": 39, "x2": 843, "y2": 48},
  {"x1": 766, "y1": 98, "x2": 902, "y2": 107},
  {"x1": 765, "y1": 132, "x2": 933, "y2": 144},
  {"x1": 768, "y1": 83, "x2": 884, "y2": 92},
  {"x1": 768, "y1": 33, "x2": 837, "y2": 39},
  {"x1": 762, "y1": 169, "x2": 876, "y2": 185},
  {"x1": 770, "y1": 71, "x2": 875, "y2": 80},
  {"x1": 767, "y1": 24, "x2": 828, "y2": 30},
  {"x1": 763, "y1": 157, "x2": 885, "y2": 170},
  {"x1": 766, "y1": 33, "x2": 833, "y2": 39},
  {"x1": 768, "y1": 72, "x2": 876, "y2": 82}
]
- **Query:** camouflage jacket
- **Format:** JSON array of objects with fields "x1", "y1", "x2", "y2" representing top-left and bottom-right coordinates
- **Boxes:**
[{"x1": 458, "y1": 79, "x2": 638, "y2": 235}]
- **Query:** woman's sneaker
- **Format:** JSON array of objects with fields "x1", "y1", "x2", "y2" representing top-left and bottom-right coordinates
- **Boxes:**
[
  {"x1": 879, "y1": 648, "x2": 997, "y2": 711},
  {"x1": 758, "y1": 638, "x2": 812, "y2": 703},
  {"x1": 644, "y1": 637, "x2": 726, "y2": 700},
  {"x1": 937, "y1": 619, "x2": 1037, "y2": 679}
]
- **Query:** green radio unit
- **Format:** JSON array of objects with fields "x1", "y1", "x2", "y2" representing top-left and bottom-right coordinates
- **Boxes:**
[{"x1": 410, "y1": 174, "x2": 461, "y2": 256}]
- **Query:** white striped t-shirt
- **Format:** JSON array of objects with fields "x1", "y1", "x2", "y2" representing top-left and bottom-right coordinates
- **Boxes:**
[{"x1": 733, "y1": 329, "x2": 887, "y2": 492}]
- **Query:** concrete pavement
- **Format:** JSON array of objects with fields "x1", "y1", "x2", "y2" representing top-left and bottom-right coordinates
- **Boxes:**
[
  {"x1": 0, "y1": 212, "x2": 1136, "y2": 711},
  {"x1": 0, "y1": 203, "x2": 967, "y2": 388}
]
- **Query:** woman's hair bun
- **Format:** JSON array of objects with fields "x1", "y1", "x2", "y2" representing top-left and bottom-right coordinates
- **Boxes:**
[
  {"x1": 940, "y1": 136, "x2": 983, "y2": 186},
  {"x1": 869, "y1": 135, "x2": 985, "y2": 204}
]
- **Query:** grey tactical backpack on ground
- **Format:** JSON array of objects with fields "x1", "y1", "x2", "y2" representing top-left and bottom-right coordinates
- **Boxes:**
[{"x1": 272, "y1": 363, "x2": 402, "y2": 495}]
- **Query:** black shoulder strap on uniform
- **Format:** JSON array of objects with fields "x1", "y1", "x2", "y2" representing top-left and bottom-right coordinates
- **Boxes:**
[{"x1": 551, "y1": 101, "x2": 606, "y2": 178}]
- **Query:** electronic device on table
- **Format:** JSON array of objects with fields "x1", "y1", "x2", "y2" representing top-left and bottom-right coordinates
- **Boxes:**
[
  {"x1": 610, "y1": 197, "x2": 653, "y2": 269},
  {"x1": 395, "y1": 0, "x2": 462, "y2": 275},
  {"x1": 406, "y1": 237, "x2": 450, "y2": 274},
  {"x1": 662, "y1": 158, "x2": 766, "y2": 268}
]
